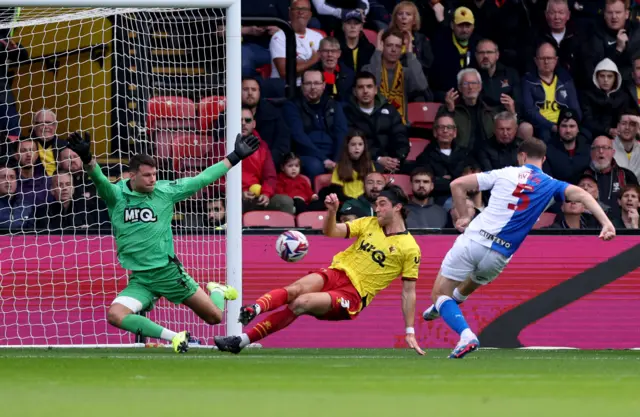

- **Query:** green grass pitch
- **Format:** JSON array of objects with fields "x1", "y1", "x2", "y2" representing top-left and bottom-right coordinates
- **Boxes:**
[{"x1": 1, "y1": 348, "x2": 639, "y2": 417}]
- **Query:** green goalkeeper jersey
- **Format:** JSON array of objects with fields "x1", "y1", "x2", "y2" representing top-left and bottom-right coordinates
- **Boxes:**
[{"x1": 88, "y1": 162, "x2": 229, "y2": 271}]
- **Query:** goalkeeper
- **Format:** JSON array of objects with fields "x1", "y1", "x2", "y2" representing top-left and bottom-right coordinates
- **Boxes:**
[{"x1": 66, "y1": 132, "x2": 259, "y2": 353}]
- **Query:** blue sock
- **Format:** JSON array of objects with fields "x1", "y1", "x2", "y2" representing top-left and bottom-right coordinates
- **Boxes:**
[{"x1": 436, "y1": 296, "x2": 470, "y2": 335}]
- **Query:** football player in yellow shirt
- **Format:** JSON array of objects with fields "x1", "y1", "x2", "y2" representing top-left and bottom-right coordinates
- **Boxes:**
[{"x1": 214, "y1": 184, "x2": 425, "y2": 355}]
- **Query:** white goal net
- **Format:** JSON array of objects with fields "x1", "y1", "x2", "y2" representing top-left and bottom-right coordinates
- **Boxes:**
[{"x1": 0, "y1": 6, "x2": 241, "y2": 347}]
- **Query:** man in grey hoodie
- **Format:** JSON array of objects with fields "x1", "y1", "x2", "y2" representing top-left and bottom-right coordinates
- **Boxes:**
[{"x1": 580, "y1": 58, "x2": 630, "y2": 138}]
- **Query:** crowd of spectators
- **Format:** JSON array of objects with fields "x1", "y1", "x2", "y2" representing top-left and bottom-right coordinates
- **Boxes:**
[{"x1": 3, "y1": 0, "x2": 640, "y2": 232}]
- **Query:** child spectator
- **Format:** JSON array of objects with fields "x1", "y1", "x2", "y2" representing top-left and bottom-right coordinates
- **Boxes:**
[
  {"x1": 330, "y1": 130, "x2": 374, "y2": 200},
  {"x1": 275, "y1": 152, "x2": 321, "y2": 214}
]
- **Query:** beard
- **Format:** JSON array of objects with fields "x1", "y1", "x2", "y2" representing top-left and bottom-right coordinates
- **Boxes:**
[
  {"x1": 560, "y1": 134, "x2": 576, "y2": 144},
  {"x1": 413, "y1": 190, "x2": 430, "y2": 200}
]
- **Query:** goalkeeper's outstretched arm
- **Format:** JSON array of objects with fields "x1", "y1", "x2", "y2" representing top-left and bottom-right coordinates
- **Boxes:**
[{"x1": 167, "y1": 134, "x2": 260, "y2": 203}]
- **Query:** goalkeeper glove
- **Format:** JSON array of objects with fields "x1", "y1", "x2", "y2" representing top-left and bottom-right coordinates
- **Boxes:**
[
  {"x1": 226, "y1": 133, "x2": 260, "y2": 167},
  {"x1": 66, "y1": 131, "x2": 93, "y2": 164}
]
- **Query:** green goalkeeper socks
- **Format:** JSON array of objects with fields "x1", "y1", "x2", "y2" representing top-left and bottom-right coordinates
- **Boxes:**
[
  {"x1": 120, "y1": 314, "x2": 165, "y2": 339},
  {"x1": 210, "y1": 289, "x2": 225, "y2": 310}
]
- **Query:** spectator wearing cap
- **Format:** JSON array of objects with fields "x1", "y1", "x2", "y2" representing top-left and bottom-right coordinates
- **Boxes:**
[
  {"x1": 314, "y1": 37, "x2": 355, "y2": 103},
  {"x1": 336, "y1": 9, "x2": 375, "y2": 73},
  {"x1": 269, "y1": 0, "x2": 324, "y2": 86},
  {"x1": 339, "y1": 171, "x2": 385, "y2": 218},
  {"x1": 580, "y1": 58, "x2": 630, "y2": 139},
  {"x1": 362, "y1": 28, "x2": 430, "y2": 124},
  {"x1": 439, "y1": 68, "x2": 495, "y2": 150},
  {"x1": 310, "y1": 0, "x2": 370, "y2": 33},
  {"x1": 473, "y1": 39, "x2": 521, "y2": 116},
  {"x1": 612, "y1": 184, "x2": 640, "y2": 229},
  {"x1": 546, "y1": 199, "x2": 599, "y2": 229},
  {"x1": 405, "y1": 167, "x2": 448, "y2": 229},
  {"x1": 475, "y1": 111, "x2": 521, "y2": 172},
  {"x1": 612, "y1": 110, "x2": 640, "y2": 179},
  {"x1": 578, "y1": 172, "x2": 612, "y2": 215},
  {"x1": 522, "y1": 42, "x2": 581, "y2": 143},
  {"x1": 543, "y1": 107, "x2": 591, "y2": 184},
  {"x1": 383, "y1": 1, "x2": 433, "y2": 75},
  {"x1": 430, "y1": 7, "x2": 480, "y2": 101},
  {"x1": 584, "y1": 135, "x2": 638, "y2": 219}
]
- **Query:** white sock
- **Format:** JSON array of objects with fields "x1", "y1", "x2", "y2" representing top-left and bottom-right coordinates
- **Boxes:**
[
  {"x1": 453, "y1": 288, "x2": 468, "y2": 303},
  {"x1": 160, "y1": 328, "x2": 178, "y2": 341},
  {"x1": 460, "y1": 328, "x2": 476, "y2": 342},
  {"x1": 254, "y1": 304, "x2": 262, "y2": 315},
  {"x1": 239, "y1": 333, "x2": 250, "y2": 348}
]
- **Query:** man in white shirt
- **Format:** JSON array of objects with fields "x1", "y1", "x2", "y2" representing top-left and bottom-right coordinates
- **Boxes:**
[
  {"x1": 613, "y1": 111, "x2": 640, "y2": 179},
  {"x1": 270, "y1": 0, "x2": 325, "y2": 85}
]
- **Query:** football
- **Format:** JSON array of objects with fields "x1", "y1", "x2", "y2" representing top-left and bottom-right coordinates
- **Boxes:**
[{"x1": 276, "y1": 230, "x2": 309, "y2": 262}]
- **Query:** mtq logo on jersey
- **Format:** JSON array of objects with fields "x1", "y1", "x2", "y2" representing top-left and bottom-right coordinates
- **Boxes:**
[
  {"x1": 358, "y1": 240, "x2": 386, "y2": 267},
  {"x1": 124, "y1": 207, "x2": 157, "y2": 223}
]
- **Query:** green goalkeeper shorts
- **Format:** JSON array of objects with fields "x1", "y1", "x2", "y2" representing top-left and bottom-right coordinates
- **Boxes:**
[{"x1": 114, "y1": 257, "x2": 199, "y2": 313}]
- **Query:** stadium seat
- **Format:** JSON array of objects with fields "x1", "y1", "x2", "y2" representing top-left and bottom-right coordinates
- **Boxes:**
[
  {"x1": 385, "y1": 174, "x2": 412, "y2": 196},
  {"x1": 297, "y1": 211, "x2": 327, "y2": 229},
  {"x1": 198, "y1": 96, "x2": 227, "y2": 131},
  {"x1": 243, "y1": 211, "x2": 296, "y2": 227},
  {"x1": 533, "y1": 212, "x2": 557, "y2": 229},
  {"x1": 363, "y1": 29, "x2": 378, "y2": 46},
  {"x1": 147, "y1": 96, "x2": 197, "y2": 131},
  {"x1": 407, "y1": 138, "x2": 430, "y2": 161},
  {"x1": 314, "y1": 173, "x2": 332, "y2": 193},
  {"x1": 256, "y1": 64, "x2": 271, "y2": 79},
  {"x1": 407, "y1": 102, "x2": 441, "y2": 129}
]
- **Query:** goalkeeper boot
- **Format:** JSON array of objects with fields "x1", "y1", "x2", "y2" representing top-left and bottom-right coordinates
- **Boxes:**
[
  {"x1": 207, "y1": 282, "x2": 239, "y2": 301},
  {"x1": 238, "y1": 304, "x2": 258, "y2": 326},
  {"x1": 449, "y1": 337, "x2": 480, "y2": 359},
  {"x1": 422, "y1": 304, "x2": 440, "y2": 321},
  {"x1": 172, "y1": 331, "x2": 190, "y2": 354},
  {"x1": 214, "y1": 335, "x2": 244, "y2": 354}
]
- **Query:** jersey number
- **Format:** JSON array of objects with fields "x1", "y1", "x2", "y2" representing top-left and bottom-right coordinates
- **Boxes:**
[{"x1": 507, "y1": 184, "x2": 534, "y2": 211}]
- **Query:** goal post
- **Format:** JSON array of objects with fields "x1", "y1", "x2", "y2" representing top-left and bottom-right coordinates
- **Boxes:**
[{"x1": 0, "y1": 2, "x2": 243, "y2": 346}]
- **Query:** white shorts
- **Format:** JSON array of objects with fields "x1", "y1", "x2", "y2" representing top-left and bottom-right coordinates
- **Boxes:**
[{"x1": 439, "y1": 234, "x2": 511, "y2": 285}]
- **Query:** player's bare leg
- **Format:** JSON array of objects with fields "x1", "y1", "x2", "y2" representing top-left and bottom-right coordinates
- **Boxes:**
[
  {"x1": 183, "y1": 287, "x2": 224, "y2": 325},
  {"x1": 215, "y1": 282, "x2": 330, "y2": 355},
  {"x1": 429, "y1": 273, "x2": 479, "y2": 359},
  {"x1": 106, "y1": 301, "x2": 189, "y2": 353},
  {"x1": 423, "y1": 275, "x2": 480, "y2": 321},
  {"x1": 237, "y1": 273, "x2": 325, "y2": 326}
]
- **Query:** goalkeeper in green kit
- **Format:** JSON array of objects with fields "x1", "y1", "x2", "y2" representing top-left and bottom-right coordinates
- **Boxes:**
[{"x1": 66, "y1": 132, "x2": 259, "y2": 353}]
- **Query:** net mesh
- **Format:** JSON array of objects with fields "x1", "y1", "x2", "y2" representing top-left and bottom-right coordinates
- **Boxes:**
[{"x1": 0, "y1": 7, "x2": 229, "y2": 346}]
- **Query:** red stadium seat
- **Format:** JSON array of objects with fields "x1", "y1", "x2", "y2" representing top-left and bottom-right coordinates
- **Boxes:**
[
  {"x1": 147, "y1": 96, "x2": 197, "y2": 131},
  {"x1": 243, "y1": 211, "x2": 296, "y2": 227},
  {"x1": 385, "y1": 174, "x2": 412, "y2": 196},
  {"x1": 407, "y1": 102, "x2": 441, "y2": 129},
  {"x1": 314, "y1": 173, "x2": 332, "y2": 193},
  {"x1": 407, "y1": 138, "x2": 430, "y2": 161},
  {"x1": 198, "y1": 96, "x2": 227, "y2": 131},
  {"x1": 533, "y1": 212, "x2": 557, "y2": 229},
  {"x1": 362, "y1": 29, "x2": 378, "y2": 46},
  {"x1": 296, "y1": 211, "x2": 327, "y2": 229},
  {"x1": 256, "y1": 64, "x2": 271, "y2": 79}
]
